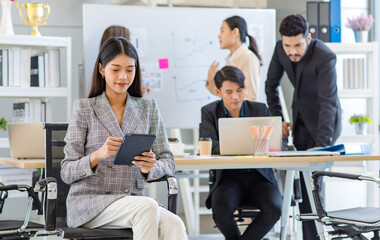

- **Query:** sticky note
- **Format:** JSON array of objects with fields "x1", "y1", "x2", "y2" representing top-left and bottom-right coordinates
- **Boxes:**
[{"x1": 158, "y1": 58, "x2": 169, "y2": 69}]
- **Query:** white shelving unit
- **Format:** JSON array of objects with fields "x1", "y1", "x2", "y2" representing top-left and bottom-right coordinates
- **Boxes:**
[
  {"x1": 0, "y1": 35, "x2": 72, "y2": 148},
  {"x1": 326, "y1": 42, "x2": 378, "y2": 154},
  {"x1": 327, "y1": 42, "x2": 379, "y2": 154},
  {"x1": 325, "y1": 42, "x2": 379, "y2": 208}
]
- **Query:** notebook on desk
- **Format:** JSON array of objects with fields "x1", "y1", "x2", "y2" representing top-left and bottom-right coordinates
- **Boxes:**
[
  {"x1": 8, "y1": 123, "x2": 45, "y2": 159},
  {"x1": 218, "y1": 116, "x2": 282, "y2": 155}
]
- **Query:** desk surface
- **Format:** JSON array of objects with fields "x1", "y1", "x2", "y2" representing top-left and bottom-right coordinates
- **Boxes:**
[
  {"x1": 176, "y1": 154, "x2": 380, "y2": 164},
  {"x1": 1, "y1": 154, "x2": 379, "y2": 169},
  {"x1": 174, "y1": 154, "x2": 380, "y2": 171},
  {"x1": 0, "y1": 158, "x2": 45, "y2": 168}
]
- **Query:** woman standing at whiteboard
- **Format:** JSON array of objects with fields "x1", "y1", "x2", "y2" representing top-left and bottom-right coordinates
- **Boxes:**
[{"x1": 206, "y1": 15, "x2": 262, "y2": 101}]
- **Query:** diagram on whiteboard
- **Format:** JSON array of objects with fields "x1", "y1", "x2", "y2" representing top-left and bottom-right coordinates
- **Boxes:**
[
  {"x1": 171, "y1": 32, "x2": 219, "y2": 68},
  {"x1": 173, "y1": 69, "x2": 215, "y2": 102},
  {"x1": 141, "y1": 62, "x2": 163, "y2": 91},
  {"x1": 130, "y1": 28, "x2": 148, "y2": 58}
]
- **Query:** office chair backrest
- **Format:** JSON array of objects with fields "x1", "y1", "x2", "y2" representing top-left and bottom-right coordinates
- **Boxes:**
[{"x1": 43, "y1": 123, "x2": 69, "y2": 226}]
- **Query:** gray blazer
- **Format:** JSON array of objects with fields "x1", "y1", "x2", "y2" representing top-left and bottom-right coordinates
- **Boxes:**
[{"x1": 61, "y1": 92, "x2": 174, "y2": 228}]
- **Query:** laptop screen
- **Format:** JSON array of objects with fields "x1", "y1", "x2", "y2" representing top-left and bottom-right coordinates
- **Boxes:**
[
  {"x1": 8, "y1": 123, "x2": 45, "y2": 159},
  {"x1": 218, "y1": 116, "x2": 282, "y2": 155}
]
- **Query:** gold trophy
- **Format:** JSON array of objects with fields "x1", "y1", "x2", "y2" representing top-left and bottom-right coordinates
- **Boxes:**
[{"x1": 17, "y1": 3, "x2": 50, "y2": 37}]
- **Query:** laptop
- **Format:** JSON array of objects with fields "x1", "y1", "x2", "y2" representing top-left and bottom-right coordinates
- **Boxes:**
[
  {"x1": 8, "y1": 123, "x2": 45, "y2": 159},
  {"x1": 218, "y1": 116, "x2": 282, "y2": 155}
]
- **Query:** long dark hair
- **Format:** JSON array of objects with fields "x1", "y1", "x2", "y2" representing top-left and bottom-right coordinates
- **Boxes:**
[
  {"x1": 224, "y1": 16, "x2": 263, "y2": 66},
  {"x1": 99, "y1": 25, "x2": 130, "y2": 50},
  {"x1": 88, "y1": 37, "x2": 142, "y2": 98},
  {"x1": 214, "y1": 66, "x2": 245, "y2": 89}
]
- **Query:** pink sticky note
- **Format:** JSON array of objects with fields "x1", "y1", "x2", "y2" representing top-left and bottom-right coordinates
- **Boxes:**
[{"x1": 158, "y1": 58, "x2": 169, "y2": 69}]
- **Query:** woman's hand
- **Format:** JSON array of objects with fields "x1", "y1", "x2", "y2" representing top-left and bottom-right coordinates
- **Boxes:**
[
  {"x1": 132, "y1": 151, "x2": 157, "y2": 174},
  {"x1": 206, "y1": 61, "x2": 219, "y2": 87},
  {"x1": 90, "y1": 137, "x2": 123, "y2": 168}
]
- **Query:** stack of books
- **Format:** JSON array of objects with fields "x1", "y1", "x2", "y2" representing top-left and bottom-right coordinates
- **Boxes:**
[{"x1": 0, "y1": 48, "x2": 60, "y2": 88}]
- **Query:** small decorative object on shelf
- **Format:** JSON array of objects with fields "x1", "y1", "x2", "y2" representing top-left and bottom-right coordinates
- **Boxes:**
[
  {"x1": 349, "y1": 114, "x2": 373, "y2": 135},
  {"x1": 17, "y1": 2, "x2": 50, "y2": 37},
  {"x1": 0, "y1": 117, "x2": 7, "y2": 137},
  {"x1": 0, "y1": 0, "x2": 14, "y2": 35},
  {"x1": 346, "y1": 13, "x2": 374, "y2": 43}
]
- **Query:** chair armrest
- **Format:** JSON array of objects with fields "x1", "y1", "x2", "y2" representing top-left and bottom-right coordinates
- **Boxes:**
[
  {"x1": 34, "y1": 177, "x2": 57, "y2": 191},
  {"x1": 43, "y1": 123, "x2": 69, "y2": 131},
  {"x1": 296, "y1": 213, "x2": 319, "y2": 221},
  {"x1": 311, "y1": 171, "x2": 380, "y2": 220},
  {"x1": 147, "y1": 175, "x2": 178, "y2": 214},
  {"x1": 0, "y1": 184, "x2": 41, "y2": 210},
  {"x1": 35, "y1": 177, "x2": 58, "y2": 231},
  {"x1": 312, "y1": 171, "x2": 361, "y2": 182},
  {"x1": 312, "y1": 171, "x2": 380, "y2": 187}
]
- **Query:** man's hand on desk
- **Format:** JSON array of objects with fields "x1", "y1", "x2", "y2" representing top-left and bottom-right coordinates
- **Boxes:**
[
  {"x1": 282, "y1": 122, "x2": 293, "y2": 139},
  {"x1": 308, "y1": 146, "x2": 323, "y2": 150}
]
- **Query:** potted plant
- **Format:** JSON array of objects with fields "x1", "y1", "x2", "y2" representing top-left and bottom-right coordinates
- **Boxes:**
[
  {"x1": 349, "y1": 114, "x2": 373, "y2": 135},
  {"x1": 0, "y1": 117, "x2": 7, "y2": 137},
  {"x1": 346, "y1": 13, "x2": 375, "y2": 42}
]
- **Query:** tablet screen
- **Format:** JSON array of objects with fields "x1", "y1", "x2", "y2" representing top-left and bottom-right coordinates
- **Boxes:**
[{"x1": 113, "y1": 133, "x2": 156, "y2": 165}]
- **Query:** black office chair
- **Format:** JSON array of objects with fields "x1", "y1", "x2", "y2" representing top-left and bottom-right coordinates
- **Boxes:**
[
  {"x1": 42, "y1": 122, "x2": 179, "y2": 239},
  {"x1": 0, "y1": 170, "x2": 45, "y2": 239},
  {"x1": 297, "y1": 171, "x2": 380, "y2": 240},
  {"x1": 0, "y1": 123, "x2": 178, "y2": 240}
]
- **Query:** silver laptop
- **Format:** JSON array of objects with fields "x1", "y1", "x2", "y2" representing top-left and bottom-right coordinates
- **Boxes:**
[
  {"x1": 218, "y1": 116, "x2": 282, "y2": 155},
  {"x1": 8, "y1": 123, "x2": 45, "y2": 159}
]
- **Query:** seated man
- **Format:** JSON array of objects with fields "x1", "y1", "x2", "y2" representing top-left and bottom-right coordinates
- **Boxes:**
[{"x1": 199, "y1": 66, "x2": 282, "y2": 240}]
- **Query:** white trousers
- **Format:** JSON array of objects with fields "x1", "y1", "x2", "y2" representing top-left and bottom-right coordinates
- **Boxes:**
[{"x1": 82, "y1": 196, "x2": 188, "y2": 240}]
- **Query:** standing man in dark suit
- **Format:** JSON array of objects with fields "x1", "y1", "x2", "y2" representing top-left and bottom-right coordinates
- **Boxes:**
[
  {"x1": 200, "y1": 66, "x2": 282, "y2": 240},
  {"x1": 265, "y1": 14, "x2": 342, "y2": 240}
]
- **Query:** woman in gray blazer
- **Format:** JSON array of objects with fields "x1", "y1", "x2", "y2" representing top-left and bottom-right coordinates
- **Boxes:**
[{"x1": 61, "y1": 37, "x2": 187, "y2": 240}]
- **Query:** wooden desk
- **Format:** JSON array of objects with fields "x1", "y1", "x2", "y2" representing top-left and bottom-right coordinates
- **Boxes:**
[
  {"x1": 175, "y1": 154, "x2": 380, "y2": 170},
  {"x1": 2, "y1": 154, "x2": 377, "y2": 170},
  {"x1": 175, "y1": 154, "x2": 380, "y2": 239},
  {"x1": 2, "y1": 155, "x2": 379, "y2": 239},
  {"x1": 0, "y1": 158, "x2": 44, "y2": 169}
]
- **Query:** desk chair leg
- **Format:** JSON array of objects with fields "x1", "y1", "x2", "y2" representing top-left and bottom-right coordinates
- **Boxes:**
[
  {"x1": 372, "y1": 230, "x2": 379, "y2": 240},
  {"x1": 280, "y1": 170, "x2": 295, "y2": 240},
  {"x1": 303, "y1": 171, "x2": 326, "y2": 240}
]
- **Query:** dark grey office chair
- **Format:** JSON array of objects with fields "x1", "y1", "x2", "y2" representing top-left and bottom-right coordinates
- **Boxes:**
[
  {"x1": 0, "y1": 173, "x2": 44, "y2": 240},
  {"x1": 42, "y1": 122, "x2": 179, "y2": 239},
  {"x1": 0, "y1": 123, "x2": 178, "y2": 240},
  {"x1": 297, "y1": 171, "x2": 380, "y2": 240}
]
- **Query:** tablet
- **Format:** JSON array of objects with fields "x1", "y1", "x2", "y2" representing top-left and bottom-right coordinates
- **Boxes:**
[{"x1": 113, "y1": 133, "x2": 156, "y2": 165}]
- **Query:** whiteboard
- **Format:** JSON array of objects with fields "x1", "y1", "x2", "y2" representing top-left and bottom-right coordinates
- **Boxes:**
[{"x1": 83, "y1": 5, "x2": 276, "y2": 128}]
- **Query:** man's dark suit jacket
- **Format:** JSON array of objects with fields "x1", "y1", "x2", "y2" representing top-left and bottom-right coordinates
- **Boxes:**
[
  {"x1": 265, "y1": 39, "x2": 341, "y2": 147},
  {"x1": 199, "y1": 100, "x2": 279, "y2": 209}
]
